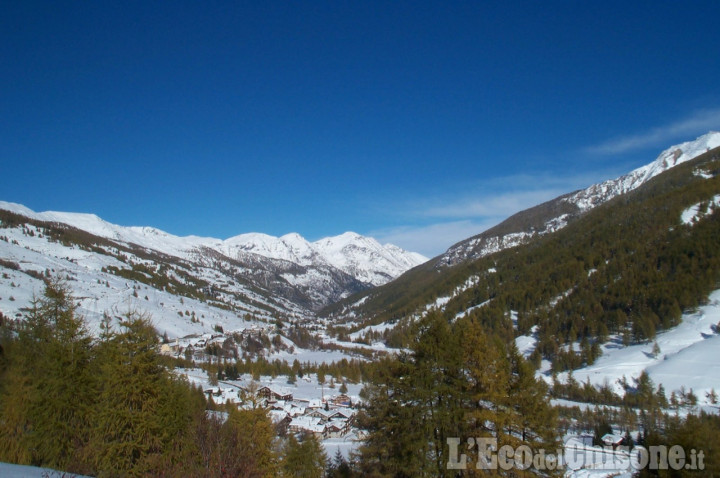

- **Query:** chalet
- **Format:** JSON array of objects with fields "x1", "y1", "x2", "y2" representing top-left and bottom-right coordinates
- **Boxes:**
[
  {"x1": 204, "y1": 387, "x2": 222, "y2": 399},
  {"x1": 325, "y1": 422, "x2": 346, "y2": 438},
  {"x1": 270, "y1": 410, "x2": 293, "y2": 428},
  {"x1": 289, "y1": 416, "x2": 326, "y2": 439},
  {"x1": 332, "y1": 407, "x2": 356, "y2": 422},
  {"x1": 330, "y1": 394, "x2": 352, "y2": 407},
  {"x1": 601, "y1": 433, "x2": 624, "y2": 449},
  {"x1": 257, "y1": 386, "x2": 293, "y2": 401},
  {"x1": 307, "y1": 408, "x2": 339, "y2": 422}
]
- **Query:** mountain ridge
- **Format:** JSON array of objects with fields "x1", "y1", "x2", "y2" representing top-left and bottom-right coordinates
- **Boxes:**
[
  {"x1": 0, "y1": 201, "x2": 427, "y2": 288},
  {"x1": 438, "y1": 131, "x2": 720, "y2": 267},
  {"x1": 324, "y1": 132, "x2": 720, "y2": 333}
]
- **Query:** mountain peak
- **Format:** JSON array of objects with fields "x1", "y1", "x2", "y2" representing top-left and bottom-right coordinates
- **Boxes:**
[
  {"x1": 567, "y1": 131, "x2": 720, "y2": 211},
  {"x1": 438, "y1": 131, "x2": 720, "y2": 267},
  {"x1": 0, "y1": 201, "x2": 426, "y2": 290}
]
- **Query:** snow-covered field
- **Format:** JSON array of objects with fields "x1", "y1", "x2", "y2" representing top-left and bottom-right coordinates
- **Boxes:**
[
  {"x1": 0, "y1": 462, "x2": 90, "y2": 477},
  {"x1": 549, "y1": 289, "x2": 720, "y2": 402}
]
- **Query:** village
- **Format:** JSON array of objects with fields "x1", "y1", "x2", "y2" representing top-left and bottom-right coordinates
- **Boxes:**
[
  {"x1": 161, "y1": 330, "x2": 364, "y2": 448},
  {"x1": 202, "y1": 380, "x2": 359, "y2": 441}
]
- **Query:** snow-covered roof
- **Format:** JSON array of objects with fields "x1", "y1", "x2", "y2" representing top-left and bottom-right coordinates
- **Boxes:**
[
  {"x1": 289, "y1": 416, "x2": 326, "y2": 433},
  {"x1": 601, "y1": 433, "x2": 624, "y2": 445}
]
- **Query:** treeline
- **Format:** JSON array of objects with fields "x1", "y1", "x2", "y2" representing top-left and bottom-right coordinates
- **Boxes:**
[
  {"x1": 198, "y1": 354, "x2": 367, "y2": 386},
  {"x1": 0, "y1": 280, "x2": 327, "y2": 477}
]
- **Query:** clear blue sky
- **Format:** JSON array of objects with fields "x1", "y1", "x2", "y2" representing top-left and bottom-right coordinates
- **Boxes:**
[{"x1": 3, "y1": 1, "x2": 720, "y2": 256}]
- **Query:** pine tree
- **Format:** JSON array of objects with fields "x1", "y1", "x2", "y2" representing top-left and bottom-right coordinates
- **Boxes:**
[
  {"x1": 326, "y1": 448, "x2": 351, "y2": 478},
  {"x1": 357, "y1": 312, "x2": 562, "y2": 476},
  {"x1": 0, "y1": 279, "x2": 94, "y2": 472},
  {"x1": 226, "y1": 406, "x2": 278, "y2": 477},
  {"x1": 87, "y1": 312, "x2": 194, "y2": 476},
  {"x1": 706, "y1": 388, "x2": 718, "y2": 405},
  {"x1": 506, "y1": 345, "x2": 559, "y2": 451},
  {"x1": 0, "y1": 336, "x2": 34, "y2": 465},
  {"x1": 356, "y1": 355, "x2": 429, "y2": 476},
  {"x1": 651, "y1": 340, "x2": 661, "y2": 358},
  {"x1": 282, "y1": 432, "x2": 327, "y2": 478}
]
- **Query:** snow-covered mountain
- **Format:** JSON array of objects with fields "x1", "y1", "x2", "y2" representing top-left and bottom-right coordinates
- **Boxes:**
[
  {"x1": 566, "y1": 131, "x2": 720, "y2": 211},
  {"x1": 0, "y1": 201, "x2": 426, "y2": 287},
  {"x1": 221, "y1": 231, "x2": 427, "y2": 286},
  {"x1": 439, "y1": 131, "x2": 720, "y2": 266},
  {"x1": 0, "y1": 202, "x2": 427, "y2": 333}
]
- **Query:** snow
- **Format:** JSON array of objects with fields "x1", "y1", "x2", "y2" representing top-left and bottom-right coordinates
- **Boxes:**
[
  {"x1": 323, "y1": 436, "x2": 361, "y2": 461},
  {"x1": 680, "y1": 194, "x2": 720, "y2": 225},
  {"x1": 179, "y1": 369, "x2": 365, "y2": 460},
  {"x1": 222, "y1": 229, "x2": 428, "y2": 286},
  {"x1": 268, "y1": 346, "x2": 368, "y2": 365},
  {"x1": 694, "y1": 167, "x2": 715, "y2": 179},
  {"x1": 454, "y1": 299, "x2": 493, "y2": 321},
  {"x1": 562, "y1": 438, "x2": 635, "y2": 478},
  {"x1": 549, "y1": 289, "x2": 720, "y2": 400},
  {"x1": 568, "y1": 131, "x2": 720, "y2": 211},
  {"x1": 422, "y1": 275, "x2": 482, "y2": 315},
  {"x1": 0, "y1": 222, "x2": 273, "y2": 337},
  {"x1": 515, "y1": 325, "x2": 539, "y2": 357},
  {"x1": 0, "y1": 201, "x2": 427, "y2": 288},
  {"x1": 0, "y1": 462, "x2": 91, "y2": 477}
]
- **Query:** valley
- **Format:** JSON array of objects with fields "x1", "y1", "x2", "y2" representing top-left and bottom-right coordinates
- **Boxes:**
[{"x1": 2, "y1": 133, "x2": 720, "y2": 477}]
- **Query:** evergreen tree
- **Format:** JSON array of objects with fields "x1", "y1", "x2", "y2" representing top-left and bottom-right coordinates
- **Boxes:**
[
  {"x1": 87, "y1": 312, "x2": 194, "y2": 476},
  {"x1": 227, "y1": 406, "x2": 278, "y2": 477},
  {"x1": 282, "y1": 432, "x2": 327, "y2": 478},
  {"x1": 357, "y1": 312, "x2": 560, "y2": 477},
  {"x1": 652, "y1": 340, "x2": 661, "y2": 358},
  {"x1": 706, "y1": 388, "x2": 718, "y2": 405},
  {"x1": 326, "y1": 448, "x2": 352, "y2": 478},
  {"x1": 0, "y1": 279, "x2": 94, "y2": 472}
]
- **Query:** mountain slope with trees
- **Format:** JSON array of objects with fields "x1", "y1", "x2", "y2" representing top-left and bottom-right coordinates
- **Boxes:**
[{"x1": 326, "y1": 143, "x2": 720, "y2": 374}]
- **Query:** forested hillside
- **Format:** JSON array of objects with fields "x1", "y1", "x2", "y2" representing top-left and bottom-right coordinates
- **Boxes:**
[{"x1": 328, "y1": 146, "x2": 720, "y2": 372}]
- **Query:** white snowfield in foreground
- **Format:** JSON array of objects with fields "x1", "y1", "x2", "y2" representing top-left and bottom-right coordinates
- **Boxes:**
[
  {"x1": 552, "y1": 289, "x2": 720, "y2": 401},
  {"x1": 0, "y1": 462, "x2": 90, "y2": 477}
]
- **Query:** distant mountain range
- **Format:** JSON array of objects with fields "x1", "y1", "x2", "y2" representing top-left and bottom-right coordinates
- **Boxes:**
[
  {"x1": 0, "y1": 203, "x2": 426, "y2": 288},
  {"x1": 0, "y1": 202, "x2": 426, "y2": 337}
]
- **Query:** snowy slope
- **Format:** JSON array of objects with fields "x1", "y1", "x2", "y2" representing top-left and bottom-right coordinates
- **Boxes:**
[
  {"x1": 0, "y1": 202, "x2": 426, "y2": 287},
  {"x1": 566, "y1": 131, "x2": 720, "y2": 210},
  {"x1": 222, "y1": 231, "x2": 427, "y2": 286},
  {"x1": 0, "y1": 201, "x2": 219, "y2": 258},
  {"x1": 439, "y1": 131, "x2": 720, "y2": 267},
  {"x1": 550, "y1": 289, "x2": 720, "y2": 403},
  {"x1": 312, "y1": 232, "x2": 427, "y2": 285}
]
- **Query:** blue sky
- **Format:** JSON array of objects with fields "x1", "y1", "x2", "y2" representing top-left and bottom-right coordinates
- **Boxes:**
[{"x1": 2, "y1": 1, "x2": 720, "y2": 257}]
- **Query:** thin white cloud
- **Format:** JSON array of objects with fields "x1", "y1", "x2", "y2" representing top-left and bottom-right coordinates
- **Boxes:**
[
  {"x1": 587, "y1": 108, "x2": 720, "y2": 155},
  {"x1": 422, "y1": 188, "x2": 567, "y2": 219},
  {"x1": 410, "y1": 172, "x2": 603, "y2": 220},
  {"x1": 372, "y1": 173, "x2": 600, "y2": 256},
  {"x1": 372, "y1": 111, "x2": 720, "y2": 256},
  {"x1": 371, "y1": 220, "x2": 498, "y2": 258}
]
